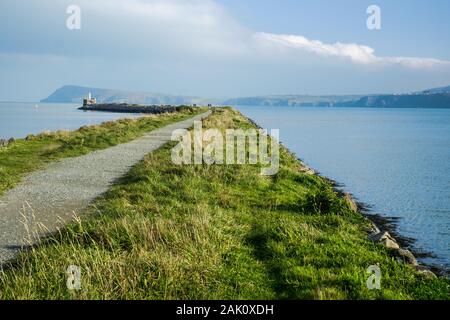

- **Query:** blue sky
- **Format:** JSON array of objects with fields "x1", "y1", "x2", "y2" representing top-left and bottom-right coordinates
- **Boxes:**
[
  {"x1": 1, "y1": 0, "x2": 450, "y2": 101},
  {"x1": 218, "y1": 0, "x2": 450, "y2": 59}
]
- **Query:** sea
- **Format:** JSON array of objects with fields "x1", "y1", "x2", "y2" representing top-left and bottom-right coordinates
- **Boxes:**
[
  {"x1": 236, "y1": 105, "x2": 450, "y2": 271},
  {"x1": 0, "y1": 102, "x2": 138, "y2": 139}
]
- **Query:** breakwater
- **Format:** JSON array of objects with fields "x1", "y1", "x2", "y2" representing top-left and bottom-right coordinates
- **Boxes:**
[{"x1": 79, "y1": 103, "x2": 187, "y2": 114}]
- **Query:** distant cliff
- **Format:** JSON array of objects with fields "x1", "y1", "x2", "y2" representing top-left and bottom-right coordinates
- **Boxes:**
[
  {"x1": 222, "y1": 95, "x2": 363, "y2": 107},
  {"x1": 224, "y1": 92, "x2": 450, "y2": 108},
  {"x1": 41, "y1": 85, "x2": 216, "y2": 105},
  {"x1": 223, "y1": 85, "x2": 450, "y2": 108},
  {"x1": 341, "y1": 93, "x2": 450, "y2": 108}
]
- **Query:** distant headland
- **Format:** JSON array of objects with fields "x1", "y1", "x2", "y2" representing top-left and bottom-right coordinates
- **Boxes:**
[
  {"x1": 42, "y1": 84, "x2": 450, "y2": 108},
  {"x1": 41, "y1": 85, "x2": 216, "y2": 106}
]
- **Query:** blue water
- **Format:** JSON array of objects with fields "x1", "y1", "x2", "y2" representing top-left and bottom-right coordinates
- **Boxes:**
[
  {"x1": 236, "y1": 106, "x2": 450, "y2": 270},
  {"x1": 0, "y1": 102, "x2": 138, "y2": 139}
]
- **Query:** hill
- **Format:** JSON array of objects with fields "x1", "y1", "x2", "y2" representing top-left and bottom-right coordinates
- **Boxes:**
[
  {"x1": 341, "y1": 93, "x2": 450, "y2": 108},
  {"x1": 223, "y1": 95, "x2": 363, "y2": 107},
  {"x1": 224, "y1": 89, "x2": 450, "y2": 109},
  {"x1": 40, "y1": 85, "x2": 215, "y2": 105}
]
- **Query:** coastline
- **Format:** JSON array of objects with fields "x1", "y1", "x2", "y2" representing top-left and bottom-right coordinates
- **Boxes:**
[
  {"x1": 242, "y1": 113, "x2": 447, "y2": 277},
  {"x1": 312, "y1": 167, "x2": 449, "y2": 277}
]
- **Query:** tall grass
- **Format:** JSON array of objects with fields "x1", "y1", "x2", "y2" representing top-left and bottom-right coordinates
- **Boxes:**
[{"x1": 0, "y1": 108, "x2": 448, "y2": 300}]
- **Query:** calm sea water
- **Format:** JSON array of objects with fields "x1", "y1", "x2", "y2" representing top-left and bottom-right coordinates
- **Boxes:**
[
  {"x1": 236, "y1": 106, "x2": 450, "y2": 270},
  {"x1": 0, "y1": 102, "x2": 138, "y2": 139}
]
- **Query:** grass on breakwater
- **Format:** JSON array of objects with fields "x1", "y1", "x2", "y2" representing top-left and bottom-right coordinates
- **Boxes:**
[
  {"x1": 0, "y1": 106, "x2": 206, "y2": 197},
  {"x1": 0, "y1": 108, "x2": 449, "y2": 300}
]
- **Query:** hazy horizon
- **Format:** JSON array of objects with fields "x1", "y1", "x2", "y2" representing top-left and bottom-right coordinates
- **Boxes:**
[{"x1": 3, "y1": 83, "x2": 443, "y2": 104}]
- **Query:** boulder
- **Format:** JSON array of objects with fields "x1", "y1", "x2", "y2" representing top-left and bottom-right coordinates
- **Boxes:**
[
  {"x1": 369, "y1": 231, "x2": 390, "y2": 242},
  {"x1": 8, "y1": 137, "x2": 15, "y2": 144},
  {"x1": 300, "y1": 163, "x2": 315, "y2": 175},
  {"x1": 300, "y1": 167, "x2": 312, "y2": 174},
  {"x1": 384, "y1": 238, "x2": 400, "y2": 250},
  {"x1": 369, "y1": 231, "x2": 400, "y2": 250},
  {"x1": 396, "y1": 249, "x2": 418, "y2": 266},
  {"x1": 344, "y1": 193, "x2": 358, "y2": 212},
  {"x1": 417, "y1": 268, "x2": 437, "y2": 279},
  {"x1": 369, "y1": 223, "x2": 381, "y2": 235}
]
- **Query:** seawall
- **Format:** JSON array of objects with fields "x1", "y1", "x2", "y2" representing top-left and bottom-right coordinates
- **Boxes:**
[{"x1": 79, "y1": 103, "x2": 181, "y2": 114}]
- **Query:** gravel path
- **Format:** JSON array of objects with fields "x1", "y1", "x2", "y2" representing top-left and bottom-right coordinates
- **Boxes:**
[{"x1": 0, "y1": 111, "x2": 211, "y2": 263}]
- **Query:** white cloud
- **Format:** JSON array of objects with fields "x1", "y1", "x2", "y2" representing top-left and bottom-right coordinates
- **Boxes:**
[
  {"x1": 254, "y1": 32, "x2": 450, "y2": 69},
  {"x1": 2, "y1": 0, "x2": 448, "y2": 70},
  {"x1": 90, "y1": 0, "x2": 450, "y2": 69}
]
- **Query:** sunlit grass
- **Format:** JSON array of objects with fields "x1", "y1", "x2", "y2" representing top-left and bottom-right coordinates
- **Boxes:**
[{"x1": 0, "y1": 108, "x2": 448, "y2": 300}]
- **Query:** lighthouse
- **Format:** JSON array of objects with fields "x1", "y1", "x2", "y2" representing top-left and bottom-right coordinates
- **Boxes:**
[{"x1": 83, "y1": 92, "x2": 97, "y2": 106}]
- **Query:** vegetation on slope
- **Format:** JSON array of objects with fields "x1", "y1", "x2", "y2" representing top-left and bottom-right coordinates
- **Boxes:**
[{"x1": 0, "y1": 108, "x2": 448, "y2": 300}]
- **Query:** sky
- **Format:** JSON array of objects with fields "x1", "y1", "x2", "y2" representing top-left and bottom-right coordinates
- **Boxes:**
[{"x1": 1, "y1": 0, "x2": 450, "y2": 101}]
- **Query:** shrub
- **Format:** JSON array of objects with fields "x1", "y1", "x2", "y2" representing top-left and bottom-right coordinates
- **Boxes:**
[{"x1": 303, "y1": 186, "x2": 346, "y2": 215}]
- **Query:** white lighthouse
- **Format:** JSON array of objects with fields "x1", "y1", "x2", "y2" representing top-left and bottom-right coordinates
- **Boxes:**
[{"x1": 83, "y1": 92, "x2": 97, "y2": 106}]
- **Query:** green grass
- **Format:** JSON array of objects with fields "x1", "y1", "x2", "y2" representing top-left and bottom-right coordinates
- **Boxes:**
[
  {"x1": 0, "y1": 108, "x2": 448, "y2": 300},
  {"x1": 0, "y1": 106, "x2": 206, "y2": 196}
]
